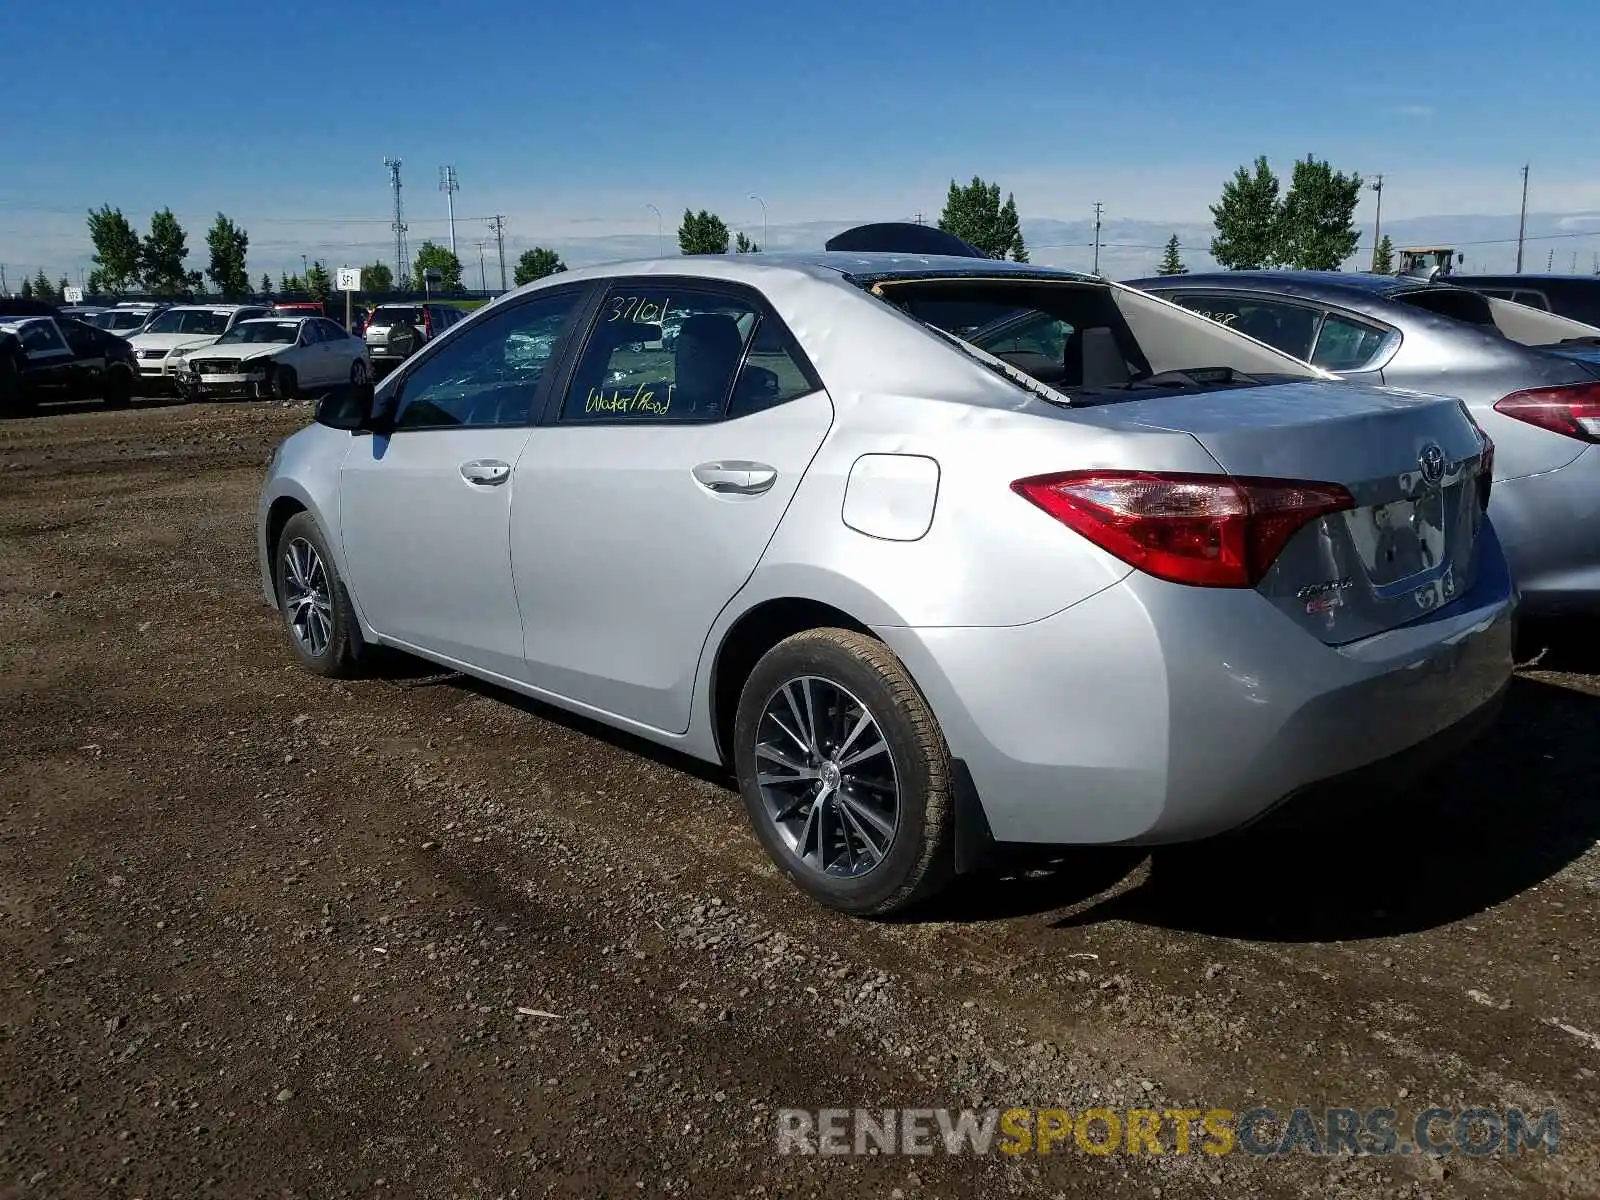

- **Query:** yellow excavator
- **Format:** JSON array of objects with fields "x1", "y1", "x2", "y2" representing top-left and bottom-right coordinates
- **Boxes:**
[{"x1": 1396, "y1": 247, "x2": 1463, "y2": 280}]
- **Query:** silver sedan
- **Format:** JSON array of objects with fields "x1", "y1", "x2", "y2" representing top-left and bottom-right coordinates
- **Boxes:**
[
  {"x1": 258, "y1": 254, "x2": 1514, "y2": 916},
  {"x1": 1120, "y1": 271, "x2": 1600, "y2": 616}
]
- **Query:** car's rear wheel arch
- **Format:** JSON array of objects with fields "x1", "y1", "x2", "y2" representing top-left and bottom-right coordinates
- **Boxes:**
[{"x1": 710, "y1": 598, "x2": 876, "y2": 767}]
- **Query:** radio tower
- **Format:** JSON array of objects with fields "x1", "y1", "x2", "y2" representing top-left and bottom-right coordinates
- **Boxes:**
[
  {"x1": 439, "y1": 166, "x2": 460, "y2": 258},
  {"x1": 384, "y1": 157, "x2": 408, "y2": 286}
]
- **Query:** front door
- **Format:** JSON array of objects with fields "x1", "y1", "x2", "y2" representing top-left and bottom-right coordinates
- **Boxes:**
[
  {"x1": 511, "y1": 280, "x2": 834, "y2": 732},
  {"x1": 336, "y1": 286, "x2": 590, "y2": 680}
]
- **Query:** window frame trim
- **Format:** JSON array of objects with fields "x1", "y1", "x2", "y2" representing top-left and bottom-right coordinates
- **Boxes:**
[
  {"x1": 378, "y1": 280, "x2": 605, "y2": 434},
  {"x1": 1154, "y1": 288, "x2": 1401, "y2": 374},
  {"x1": 537, "y1": 275, "x2": 825, "y2": 429}
]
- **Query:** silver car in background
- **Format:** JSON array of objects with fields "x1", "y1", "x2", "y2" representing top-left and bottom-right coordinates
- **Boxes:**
[
  {"x1": 1120, "y1": 272, "x2": 1600, "y2": 615},
  {"x1": 258, "y1": 254, "x2": 1513, "y2": 916}
]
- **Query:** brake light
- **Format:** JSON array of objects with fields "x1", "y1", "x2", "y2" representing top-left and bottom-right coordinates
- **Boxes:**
[
  {"x1": 1012, "y1": 470, "x2": 1355, "y2": 588},
  {"x1": 1493, "y1": 381, "x2": 1600, "y2": 443},
  {"x1": 423, "y1": 309, "x2": 434, "y2": 337}
]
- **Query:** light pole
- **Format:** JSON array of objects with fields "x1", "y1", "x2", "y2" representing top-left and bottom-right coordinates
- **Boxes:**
[
  {"x1": 645, "y1": 203, "x2": 662, "y2": 257},
  {"x1": 1369, "y1": 174, "x2": 1384, "y2": 272},
  {"x1": 300, "y1": 254, "x2": 308, "y2": 280},
  {"x1": 748, "y1": 193, "x2": 767, "y2": 251}
]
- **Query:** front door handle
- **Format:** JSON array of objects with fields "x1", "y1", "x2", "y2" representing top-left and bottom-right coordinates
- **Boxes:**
[
  {"x1": 460, "y1": 459, "x2": 511, "y2": 486},
  {"x1": 693, "y1": 461, "x2": 778, "y2": 496}
]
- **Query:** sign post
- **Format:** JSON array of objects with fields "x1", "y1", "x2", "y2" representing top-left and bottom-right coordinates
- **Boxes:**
[{"x1": 335, "y1": 267, "x2": 362, "y2": 331}]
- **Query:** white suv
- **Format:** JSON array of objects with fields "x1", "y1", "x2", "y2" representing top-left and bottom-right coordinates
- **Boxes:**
[{"x1": 127, "y1": 304, "x2": 269, "y2": 392}]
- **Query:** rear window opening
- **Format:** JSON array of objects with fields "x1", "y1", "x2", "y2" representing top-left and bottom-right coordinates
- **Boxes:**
[
  {"x1": 865, "y1": 276, "x2": 1319, "y2": 404},
  {"x1": 1398, "y1": 285, "x2": 1600, "y2": 352},
  {"x1": 372, "y1": 307, "x2": 424, "y2": 326}
]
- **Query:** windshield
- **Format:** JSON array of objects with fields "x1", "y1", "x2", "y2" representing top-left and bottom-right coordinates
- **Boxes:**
[
  {"x1": 215, "y1": 321, "x2": 300, "y2": 345},
  {"x1": 93, "y1": 311, "x2": 147, "y2": 331},
  {"x1": 143, "y1": 310, "x2": 232, "y2": 336}
]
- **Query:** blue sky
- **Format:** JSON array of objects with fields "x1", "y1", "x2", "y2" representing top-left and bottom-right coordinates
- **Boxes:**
[{"x1": 2, "y1": 0, "x2": 1597, "y2": 284}]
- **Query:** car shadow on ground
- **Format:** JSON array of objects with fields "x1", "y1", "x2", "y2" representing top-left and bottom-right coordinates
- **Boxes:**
[
  {"x1": 360, "y1": 640, "x2": 1598, "y2": 943},
  {"x1": 939, "y1": 672, "x2": 1599, "y2": 941}
]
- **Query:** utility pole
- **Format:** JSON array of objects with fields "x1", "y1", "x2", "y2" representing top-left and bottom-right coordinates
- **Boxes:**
[
  {"x1": 384, "y1": 157, "x2": 408, "y2": 288},
  {"x1": 487, "y1": 215, "x2": 508, "y2": 293},
  {"x1": 748, "y1": 193, "x2": 767, "y2": 252},
  {"x1": 439, "y1": 166, "x2": 460, "y2": 259},
  {"x1": 474, "y1": 241, "x2": 490, "y2": 292},
  {"x1": 1514, "y1": 164, "x2": 1529, "y2": 274},
  {"x1": 1369, "y1": 174, "x2": 1384, "y2": 272},
  {"x1": 1091, "y1": 202, "x2": 1104, "y2": 275},
  {"x1": 1571, "y1": 251, "x2": 1579, "y2": 273},
  {"x1": 912, "y1": 211, "x2": 924, "y2": 225},
  {"x1": 1547, "y1": 248, "x2": 1555, "y2": 271},
  {"x1": 1, "y1": 264, "x2": 8, "y2": 295},
  {"x1": 645, "y1": 204, "x2": 662, "y2": 256}
]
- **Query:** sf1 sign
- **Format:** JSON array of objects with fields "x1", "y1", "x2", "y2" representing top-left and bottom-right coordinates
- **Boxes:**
[{"x1": 335, "y1": 267, "x2": 362, "y2": 292}]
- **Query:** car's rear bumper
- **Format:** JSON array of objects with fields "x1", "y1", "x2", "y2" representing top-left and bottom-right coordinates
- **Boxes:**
[
  {"x1": 875, "y1": 523, "x2": 1517, "y2": 846},
  {"x1": 1489, "y1": 447, "x2": 1600, "y2": 614}
]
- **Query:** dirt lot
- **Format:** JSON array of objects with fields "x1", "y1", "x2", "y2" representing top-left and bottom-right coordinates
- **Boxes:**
[{"x1": 1, "y1": 399, "x2": 1597, "y2": 1199}]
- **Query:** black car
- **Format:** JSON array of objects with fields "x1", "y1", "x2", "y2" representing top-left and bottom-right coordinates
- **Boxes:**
[
  {"x1": 1, "y1": 313, "x2": 138, "y2": 414},
  {"x1": 1446, "y1": 274, "x2": 1600, "y2": 326}
]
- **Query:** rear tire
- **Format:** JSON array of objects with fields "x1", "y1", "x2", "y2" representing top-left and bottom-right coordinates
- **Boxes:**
[
  {"x1": 350, "y1": 358, "x2": 369, "y2": 386},
  {"x1": 733, "y1": 628, "x2": 955, "y2": 917},
  {"x1": 273, "y1": 511, "x2": 369, "y2": 678}
]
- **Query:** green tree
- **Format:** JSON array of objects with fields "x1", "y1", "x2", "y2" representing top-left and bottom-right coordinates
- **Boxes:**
[
  {"x1": 1372, "y1": 234, "x2": 1396, "y2": 275},
  {"x1": 305, "y1": 261, "x2": 332, "y2": 302},
  {"x1": 1210, "y1": 156, "x2": 1283, "y2": 269},
  {"x1": 513, "y1": 247, "x2": 567, "y2": 285},
  {"x1": 734, "y1": 232, "x2": 761, "y2": 254},
  {"x1": 1278, "y1": 155, "x2": 1362, "y2": 270},
  {"x1": 678, "y1": 209, "x2": 730, "y2": 255},
  {"x1": 1156, "y1": 234, "x2": 1187, "y2": 275},
  {"x1": 141, "y1": 208, "x2": 201, "y2": 295},
  {"x1": 18, "y1": 277, "x2": 32, "y2": 298},
  {"x1": 260, "y1": 272, "x2": 273, "y2": 296},
  {"x1": 279, "y1": 271, "x2": 293, "y2": 293},
  {"x1": 57, "y1": 275, "x2": 70, "y2": 298},
  {"x1": 412, "y1": 241, "x2": 463, "y2": 290},
  {"x1": 361, "y1": 262, "x2": 393, "y2": 293},
  {"x1": 32, "y1": 270, "x2": 57, "y2": 303},
  {"x1": 203, "y1": 212, "x2": 251, "y2": 298},
  {"x1": 937, "y1": 176, "x2": 1028, "y2": 261},
  {"x1": 85, "y1": 205, "x2": 143, "y2": 295}
]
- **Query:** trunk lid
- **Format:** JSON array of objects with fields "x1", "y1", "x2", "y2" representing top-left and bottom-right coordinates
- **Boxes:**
[{"x1": 1107, "y1": 379, "x2": 1490, "y2": 645}]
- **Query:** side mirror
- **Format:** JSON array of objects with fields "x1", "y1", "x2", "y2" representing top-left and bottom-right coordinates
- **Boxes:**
[{"x1": 314, "y1": 381, "x2": 381, "y2": 432}]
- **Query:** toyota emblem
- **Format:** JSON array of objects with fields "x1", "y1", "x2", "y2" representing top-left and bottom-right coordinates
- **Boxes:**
[{"x1": 1418, "y1": 443, "x2": 1447, "y2": 487}]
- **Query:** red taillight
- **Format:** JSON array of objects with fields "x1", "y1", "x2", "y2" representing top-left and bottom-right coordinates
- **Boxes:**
[
  {"x1": 1011, "y1": 470, "x2": 1355, "y2": 588},
  {"x1": 423, "y1": 310, "x2": 434, "y2": 337},
  {"x1": 1493, "y1": 381, "x2": 1600, "y2": 443}
]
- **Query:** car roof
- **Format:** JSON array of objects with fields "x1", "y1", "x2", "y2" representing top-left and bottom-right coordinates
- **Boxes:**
[
  {"x1": 1122, "y1": 269, "x2": 1463, "y2": 305},
  {"x1": 239, "y1": 316, "x2": 306, "y2": 324},
  {"x1": 165, "y1": 303, "x2": 259, "y2": 313},
  {"x1": 1450, "y1": 273, "x2": 1600, "y2": 286}
]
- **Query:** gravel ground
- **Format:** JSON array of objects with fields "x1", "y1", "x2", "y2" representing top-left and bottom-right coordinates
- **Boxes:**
[{"x1": 1, "y1": 399, "x2": 1596, "y2": 1199}]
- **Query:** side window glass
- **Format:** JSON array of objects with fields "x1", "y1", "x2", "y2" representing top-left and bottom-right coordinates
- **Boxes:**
[
  {"x1": 1310, "y1": 313, "x2": 1388, "y2": 372},
  {"x1": 561, "y1": 287, "x2": 756, "y2": 423},
  {"x1": 300, "y1": 322, "x2": 322, "y2": 345},
  {"x1": 971, "y1": 310, "x2": 1074, "y2": 360},
  {"x1": 728, "y1": 314, "x2": 819, "y2": 417},
  {"x1": 389, "y1": 289, "x2": 582, "y2": 431},
  {"x1": 1169, "y1": 295, "x2": 1320, "y2": 361}
]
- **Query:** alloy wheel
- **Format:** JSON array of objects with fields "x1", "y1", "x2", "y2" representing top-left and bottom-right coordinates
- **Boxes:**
[
  {"x1": 282, "y1": 536, "x2": 333, "y2": 657},
  {"x1": 753, "y1": 676, "x2": 900, "y2": 877}
]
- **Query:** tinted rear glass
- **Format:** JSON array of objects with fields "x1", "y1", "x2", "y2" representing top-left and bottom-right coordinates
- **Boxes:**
[
  {"x1": 1396, "y1": 288, "x2": 1495, "y2": 327},
  {"x1": 371, "y1": 307, "x2": 423, "y2": 326}
]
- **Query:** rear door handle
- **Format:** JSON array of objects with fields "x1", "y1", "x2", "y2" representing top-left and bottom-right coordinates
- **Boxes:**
[
  {"x1": 460, "y1": 459, "x2": 511, "y2": 486},
  {"x1": 692, "y1": 461, "x2": 778, "y2": 495}
]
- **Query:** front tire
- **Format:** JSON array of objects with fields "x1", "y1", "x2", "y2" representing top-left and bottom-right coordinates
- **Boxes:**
[
  {"x1": 274, "y1": 512, "x2": 368, "y2": 678},
  {"x1": 733, "y1": 628, "x2": 955, "y2": 916},
  {"x1": 102, "y1": 367, "x2": 132, "y2": 409},
  {"x1": 270, "y1": 365, "x2": 298, "y2": 402}
]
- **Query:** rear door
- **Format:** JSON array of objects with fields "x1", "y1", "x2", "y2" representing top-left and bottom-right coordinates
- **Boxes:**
[
  {"x1": 509, "y1": 278, "x2": 834, "y2": 732},
  {"x1": 336, "y1": 284, "x2": 592, "y2": 679}
]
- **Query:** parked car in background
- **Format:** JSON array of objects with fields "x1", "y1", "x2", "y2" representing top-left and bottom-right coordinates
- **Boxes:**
[
  {"x1": 1, "y1": 314, "x2": 138, "y2": 413},
  {"x1": 90, "y1": 307, "x2": 161, "y2": 336},
  {"x1": 178, "y1": 316, "x2": 371, "y2": 401},
  {"x1": 259, "y1": 253, "x2": 1512, "y2": 916},
  {"x1": 362, "y1": 302, "x2": 466, "y2": 373},
  {"x1": 126, "y1": 303, "x2": 269, "y2": 392},
  {"x1": 1445, "y1": 274, "x2": 1600, "y2": 327},
  {"x1": 58, "y1": 304, "x2": 106, "y2": 321},
  {"x1": 1119, "y1": 271, "x2": 1600, "y2": 615}
]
